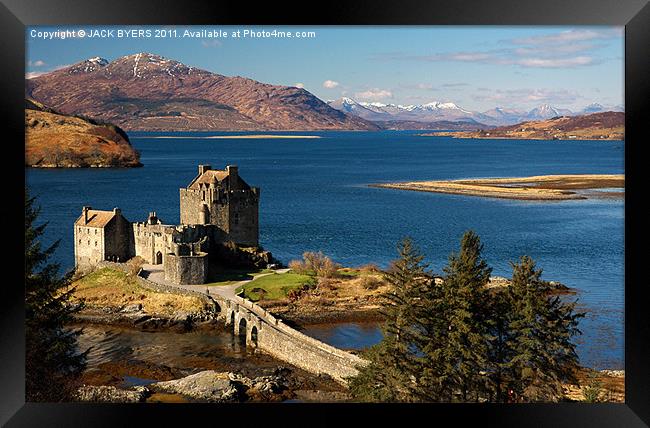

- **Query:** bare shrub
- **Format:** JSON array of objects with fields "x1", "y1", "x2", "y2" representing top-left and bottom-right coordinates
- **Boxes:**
[
  {"x1": 288, "y1": 259, "x2": 309, "y2": 274},
  {"x1": 360, "y1": 276, "x2": 384, "y2": 290},
  {"x1": 303, "y1": 251, "x2": 340, "y2": 278}
]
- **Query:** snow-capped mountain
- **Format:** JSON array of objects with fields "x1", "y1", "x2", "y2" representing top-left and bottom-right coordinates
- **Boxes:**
[
  {"x1": 67, "y1": 56, "x2": 110, "y2": 74},
  {"x1": 328, "y1": 97, "x2": 624, "y2": 127},
  {"x1": 326, "y1": 97, "x2": 392, "y2": 121},
  {"x1": 481, "y1": 107, "x2": 527, "y2": 124},
  {"x1": 328, "y1": 98, "x2": 488, "y2": 123},
  {"x1": 579, "y1": 103, "x2": 624, "y2": 114},
  {"x1": 525, "y1": 104, "x2": 573, "y2": 121}
]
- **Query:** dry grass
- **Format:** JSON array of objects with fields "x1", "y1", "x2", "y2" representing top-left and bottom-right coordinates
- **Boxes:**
[
  {"x1": 72, "y1": 267, "x2": 206, "y2": 316},
  {"x1": 562, "y1": 369, "x2": 625, "y2": 402},
  {"x1": 315, "y1": 272, "x2": 389, "y2": 300}
]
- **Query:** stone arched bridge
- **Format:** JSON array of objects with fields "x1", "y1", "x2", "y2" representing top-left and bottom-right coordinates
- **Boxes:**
[
  {"x1": 133, "y1": 263, "x2": 368, "y2": 385},
  {"x1": 215, "y1": 293, "x2": 368, "y2": 384}
]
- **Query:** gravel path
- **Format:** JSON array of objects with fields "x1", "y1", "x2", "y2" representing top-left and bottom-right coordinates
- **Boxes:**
[{"x1": 140, "y1": 264, "x2": 289, "y2": 299}]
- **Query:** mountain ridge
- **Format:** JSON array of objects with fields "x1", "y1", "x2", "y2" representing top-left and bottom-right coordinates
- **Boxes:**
[{"x1": 26, "y1": 52, "x2": 379, "y2": 132}]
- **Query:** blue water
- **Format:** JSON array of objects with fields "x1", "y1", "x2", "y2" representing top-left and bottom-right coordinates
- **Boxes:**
[{"x1": 26, "y1": 130, "x2": 625, "y2": 369}]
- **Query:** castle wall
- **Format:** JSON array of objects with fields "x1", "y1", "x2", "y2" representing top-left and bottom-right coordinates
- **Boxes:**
[
  {"x1": 104, "y1": 215, "x2": 135, "y2": 261},
  {"x1": 179, "y1": 188, "x2": 205, "y2": 225},
  {"x1": 227, "y1": 187, "x2": 259, "y2": 247},
  {"x1": 164, "y1": 252, "x2": 209, "y2": 285},
  {"x1": 74, "y1": 225, "x2": 105, "y2": 269},
  {"x1": 133, "y1": 223, "x2": 172, "y2": 264}
]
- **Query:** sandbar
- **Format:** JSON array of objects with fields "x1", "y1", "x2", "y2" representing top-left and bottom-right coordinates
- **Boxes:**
[{"x1": 370, "y1": 174, "x2": 624, "y2": 201}]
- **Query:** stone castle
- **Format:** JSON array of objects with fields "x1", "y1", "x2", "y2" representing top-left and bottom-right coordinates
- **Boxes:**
[{"x1": 74, "y1": 164, "x2": 261, "y2": 284}]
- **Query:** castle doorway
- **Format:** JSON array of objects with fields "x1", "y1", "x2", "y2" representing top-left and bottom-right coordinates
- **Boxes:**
[{"x1": 155, "y1": 251, "x2": 162, "y2": 265}]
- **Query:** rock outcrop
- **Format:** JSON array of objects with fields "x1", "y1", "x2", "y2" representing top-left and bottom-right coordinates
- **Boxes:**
[
  {"x1": 149, "y1": 370, "x2": 288, "y2": 402},
  {"x1": 74, "y1": 385, "x2": 149, "y2": 403}
]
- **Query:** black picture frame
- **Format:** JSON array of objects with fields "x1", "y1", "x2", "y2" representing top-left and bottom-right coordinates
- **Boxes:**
[{"x1": 2, "y1": 0, "x2": 648, "y2": 426}]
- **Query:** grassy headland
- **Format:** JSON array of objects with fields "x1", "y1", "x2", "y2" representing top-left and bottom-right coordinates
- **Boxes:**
[
  {"x1": 421, "y1": 111, "x2": 624, "y2": 141},
  {"x1": 71, "y1": 267, "x2": 207, "y2": 317}
]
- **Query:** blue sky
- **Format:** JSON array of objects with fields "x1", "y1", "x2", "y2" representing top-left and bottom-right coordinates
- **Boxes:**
[{"x1": 26, "y1": 26, "x2": 624, "y2": 112}]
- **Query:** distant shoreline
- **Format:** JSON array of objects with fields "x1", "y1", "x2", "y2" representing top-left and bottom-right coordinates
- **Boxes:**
[
  {"x1": 370, "y1": 174, "x2": 625, "y2": 201},
  {"x1": 131, "y1": 134, "x2": 322, "y2": 139}
]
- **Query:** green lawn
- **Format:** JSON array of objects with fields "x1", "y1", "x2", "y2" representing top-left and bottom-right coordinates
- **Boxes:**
[{"x1": 235, "y1": 272, "x2": 315, "y2": 301}]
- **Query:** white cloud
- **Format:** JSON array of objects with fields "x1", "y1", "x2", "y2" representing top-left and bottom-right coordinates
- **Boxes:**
[
  {"x1": 355, "y1": 88, "x2": 393, "y2": 100},
  {"x1": 322, "y1": 80, "x2": 339, "y2": 89},
  {"x1": 294, "y1": 82, "x2": 304, "y2": 88},
  {"x1": 28, "y1": 60, "x2": 46, "y2": 67},
  {"x1": 511, "y1": 29, "x2": 622, "y2": 45},
  {"x1": 517, "y1": 56, "x2": 594, "y2": 68},
  {"x1": 375, "y1": 28, "x2": 621, "y2": 69}
]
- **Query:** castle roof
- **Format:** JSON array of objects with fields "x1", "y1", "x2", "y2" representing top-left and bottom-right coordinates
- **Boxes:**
[
  {"x1": 74, "y1": 209, "x2": 117, "y2": 228},
  {"x1": 187, "y1": 169, "x2": 230, "y2": 190}
]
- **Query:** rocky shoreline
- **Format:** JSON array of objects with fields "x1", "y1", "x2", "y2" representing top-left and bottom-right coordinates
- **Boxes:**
[
  {"x1": 75, "y1": 369, "x2": 296, "y2": 403},
  {"x1": 72, "y1": 305, "x2": 219, "y2": 332}
]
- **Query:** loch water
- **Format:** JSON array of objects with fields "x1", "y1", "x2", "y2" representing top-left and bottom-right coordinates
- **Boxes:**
[{"x1": 26, "y1": 131, "x2": 625, "y2": 369}]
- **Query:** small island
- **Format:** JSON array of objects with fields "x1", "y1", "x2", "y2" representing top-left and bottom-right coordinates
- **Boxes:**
[{"x1": 371, "y1": 174, "x2": 624, "y2": 201}]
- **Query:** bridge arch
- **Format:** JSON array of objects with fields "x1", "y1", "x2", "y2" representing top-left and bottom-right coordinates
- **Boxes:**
[
  {"x1": 249, "y1": 325, "x2": 258, "y2": 348},
  {"x1": 237, "y1": 317, "x2": 247, "y2": 343}
]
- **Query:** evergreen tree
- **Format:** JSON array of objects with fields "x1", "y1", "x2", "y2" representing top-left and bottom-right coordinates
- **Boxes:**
[
  {"x1": 348, "y1": 237, "x2": 431, "y2": 402},
  {"x1": 503, "y1": 256, "x2": 584, "y2": 402},
  {"x1": 25, "y1": 188, "x2": 87, "y2": 401},
  {"x1": 437, "y1": 230, "x2": 492, "y2": 401},
  {"x1": 348, "y1": 233, "x2": 584, "y2": 403},
  {"x1": 406, "y1": 267, "x2": 449, "y2": 401}
]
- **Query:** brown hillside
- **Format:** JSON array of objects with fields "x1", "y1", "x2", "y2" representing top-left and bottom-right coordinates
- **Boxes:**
[
  {"x1": 25, "y1": 100, "x2": 142, "y2": 168},
  {"x1": 424, "y1": 112, "x2": 624, "y2": 140},
  {"x1": 26, "y1": 53, "x2": 378, "y2": 132}
]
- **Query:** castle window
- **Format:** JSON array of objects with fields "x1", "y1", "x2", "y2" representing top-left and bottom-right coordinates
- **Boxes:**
[
  {"x1": 87, "y1": 240, "x2": 90, "y2": 245},
  {"x1": 95, "y1": 229, "x2": 97, "y2": 235},
  {"x1": 95, "y1": 241, "x2": 97, "y2": 246}
]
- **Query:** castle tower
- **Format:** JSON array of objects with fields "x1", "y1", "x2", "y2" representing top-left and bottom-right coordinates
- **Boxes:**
[{"x1": 179, "y1": 164, "x2": 259, "y2": 246}]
